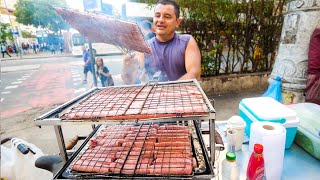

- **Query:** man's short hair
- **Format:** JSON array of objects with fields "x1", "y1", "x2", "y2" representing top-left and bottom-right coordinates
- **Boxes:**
[{"x1": 156, "y1": 0, "x2": 180, "y2": 19}]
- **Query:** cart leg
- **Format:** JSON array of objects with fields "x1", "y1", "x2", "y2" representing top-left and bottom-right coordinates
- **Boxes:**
[
  {"x1": 209, "y1": 119, "x2": 215, "y2": 167},
  {"x1": 54, "y1": 125, "x2": 68, "y2": 163}
]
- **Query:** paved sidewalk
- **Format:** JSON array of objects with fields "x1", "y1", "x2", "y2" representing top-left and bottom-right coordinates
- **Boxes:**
[{"x1": 0, "y1": 51, "x2": 73, "y2": 61}]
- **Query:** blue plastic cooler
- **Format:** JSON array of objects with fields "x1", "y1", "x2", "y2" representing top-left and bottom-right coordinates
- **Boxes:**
[{"x1": 239, "y1": 97, "x2": 299, "y2": 149}]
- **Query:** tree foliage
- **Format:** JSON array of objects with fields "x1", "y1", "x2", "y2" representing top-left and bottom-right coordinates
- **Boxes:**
[
  {"x1": 0, "y1": 22, "x2": 13, "y2": 42},
  {"x1": 137, "y1": 0, "x2": 286, "y2": 76},
  {"x1": 13, "y1": 0, "x2": 69, "y2": 32}
]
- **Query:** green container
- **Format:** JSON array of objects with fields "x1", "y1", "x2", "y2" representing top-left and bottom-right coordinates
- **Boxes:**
[{"x1": 287, "y1": 103, "x2": 320, "y2": 160}]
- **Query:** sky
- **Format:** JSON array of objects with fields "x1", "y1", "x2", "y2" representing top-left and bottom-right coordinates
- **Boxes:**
[{"x1": 66, "y1": 0, "x2": 128, "y2": 12}]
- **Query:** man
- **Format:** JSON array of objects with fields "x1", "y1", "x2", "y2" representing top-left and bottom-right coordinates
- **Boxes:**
[
  {"x1": 140, "y1": 20, "x2": 155, "y2": 40},
  {"x1": 82, "y1": 46, "x2": 92, "y2": 84},
  {"x1": 122, "y1": 0, "x2": 201, "y2": 84},
  {"x1": 1, "y1": 43, "x2": 11, "y2": 58},
  {"x1": 305, "y1": 26, "x2": 320, "y2": 105}
]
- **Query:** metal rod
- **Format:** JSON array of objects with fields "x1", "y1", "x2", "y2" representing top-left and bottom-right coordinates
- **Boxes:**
[
  {"x1": 209, "y1": 119, "x2": 215, "y2": 168},
  {"x1": 54, "y1": 125, "x2": 68, "y2": 163}
]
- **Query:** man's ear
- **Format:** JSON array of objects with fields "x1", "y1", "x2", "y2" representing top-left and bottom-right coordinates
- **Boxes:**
[{"x1": 176, "y1": 18, "x2": 182, "y2": 28}]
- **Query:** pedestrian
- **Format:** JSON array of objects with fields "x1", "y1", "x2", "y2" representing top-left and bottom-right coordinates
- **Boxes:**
[
  {"x1": 32, "y1": 43, "x2": 37, "y2": 54},
  {"x1": 1, "y1": 43, "x2": 11, "y2": 58},
  {"x1": 96, "y1": 57, "x2": 114, "y2": 87},
  {"x1": 82, "y1": 46, "x2": 92, "y2": 84},
  {"x1": 140, "y1": 20, "x2": 155, "y2": 40},
  {"x1": 59, "y1": 43, "x2": 63, "y2": 54},
  {"x1": 122, "y1": 0, "x2": 201, "y2": 84},
  {"x1": 50, "y1": 44, "x2": 55, "y2": 54},
  {"x1": 305, "y1": 26, "x2": 320, "y2": 105}
]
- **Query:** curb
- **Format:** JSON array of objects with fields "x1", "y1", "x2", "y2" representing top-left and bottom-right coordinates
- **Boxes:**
[{"x1": 1, "y1": 54, "x2": 74, "y2": 61}]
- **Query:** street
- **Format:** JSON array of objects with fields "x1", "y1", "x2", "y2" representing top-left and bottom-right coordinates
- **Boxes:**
[{"x1": 1, "y1": 54, "x2": 124, "y2": 134}]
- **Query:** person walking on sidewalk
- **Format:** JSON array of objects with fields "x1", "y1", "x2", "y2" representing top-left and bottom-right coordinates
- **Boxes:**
[
  {"x1": 82, "y1": 46, "x2": 92, "y2": 84},
  {"x1": 50, "y1": 44, "x2": 55, "y2": 54},
  {"x1": 32, "y1": 43, "x2": 37, "y2": 54},
  {"x1": 59, "y1": 43, "x2": 63, "y2": 54},
  {"x1": 1, "y1": 43, "x2": 11, "y2": 58},
  {"x1": 96, "y1": 57, "x2": 114, "y2": 87}
]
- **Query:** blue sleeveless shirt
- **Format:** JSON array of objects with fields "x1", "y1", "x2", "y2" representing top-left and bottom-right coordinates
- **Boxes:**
[{"x1": 145, "y1": 33, "x2": 191, "y2": 81}]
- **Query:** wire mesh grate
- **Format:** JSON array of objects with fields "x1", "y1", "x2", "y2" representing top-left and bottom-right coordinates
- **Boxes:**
[
  {"x1": 61, "y1": 83, "x2": 209, "y2": 120},
  {"x1": 69, "y1": 123, "x2": 196, "y2": 176}
]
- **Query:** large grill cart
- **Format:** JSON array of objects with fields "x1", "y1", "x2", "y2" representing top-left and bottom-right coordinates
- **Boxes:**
[{"x1": 35, "y1": 79, "x2": 219, "y2": 179}]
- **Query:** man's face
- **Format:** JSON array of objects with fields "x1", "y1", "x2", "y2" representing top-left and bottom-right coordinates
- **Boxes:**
[{"x1": 153, "y1": 4, "x2": 181, "y2": 39}]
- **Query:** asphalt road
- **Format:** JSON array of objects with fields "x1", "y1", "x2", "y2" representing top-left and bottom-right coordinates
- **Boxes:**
[{"x1": 1, "y1": 55, "x2": 124, "y2": 131}]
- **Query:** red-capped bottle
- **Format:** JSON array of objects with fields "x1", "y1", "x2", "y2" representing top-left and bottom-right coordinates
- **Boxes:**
[{"x1": 247, "y1": 144, "x2": 265, "y2": 180}]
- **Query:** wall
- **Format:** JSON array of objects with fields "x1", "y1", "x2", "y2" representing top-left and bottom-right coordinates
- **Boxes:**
[{"x1": 200, "y1": 72, "x2": 270, "y2": 96}]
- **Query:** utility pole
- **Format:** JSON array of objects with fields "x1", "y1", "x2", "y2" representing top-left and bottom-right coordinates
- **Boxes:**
[{"x1": 3, "y1": 0, "x2": 22, "y2": 59}]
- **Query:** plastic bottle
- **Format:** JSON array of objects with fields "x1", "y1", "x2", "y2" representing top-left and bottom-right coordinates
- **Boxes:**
[
  {"x1": 222, "y1": 152, "x2": 239, "y2": 180},
  {"x1": 247, "y1": 144, "x2": 265, "y2": 180}
]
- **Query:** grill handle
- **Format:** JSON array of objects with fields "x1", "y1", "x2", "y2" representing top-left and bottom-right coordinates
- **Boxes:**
[
  {"x1": 65, "y1": 135, "x2": 87, "y2": 150},
  {"x1": 215, "y1": 129, "x2": 225, "y2": 151}
]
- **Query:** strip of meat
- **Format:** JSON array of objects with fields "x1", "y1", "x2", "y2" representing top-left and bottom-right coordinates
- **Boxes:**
[
  {"x1": 157, "y1": 137, "x2": 190, "y2": 143},
  {"x1": 122, "y1": 141, "x2": 154, "y2": 147},
  {"x1": 157, "y1": 129, "x2": 189, "y2": 134},
  {"x1": 155, "y1": 158, "x2": 192, "y2": 164},
  {"x1": 154, "y1": 153, "x2": 192, "y2": 158},
  {"x1": 148, "y1": 164, "x2": 192, "y2": 175},
  {"x1": 155, "y1": 142, "x2": 190, "y2": 147}
]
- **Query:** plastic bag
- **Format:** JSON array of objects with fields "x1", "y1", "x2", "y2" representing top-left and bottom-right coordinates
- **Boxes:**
[
  {"x1": 262, "y1": 76, "x2": 283, "y2": 103},
  {"x1": 0, "y1": 138, "x2": 52, "y2": 180}
]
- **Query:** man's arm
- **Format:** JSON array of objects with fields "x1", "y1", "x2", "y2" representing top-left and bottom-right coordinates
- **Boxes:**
[
  {"x1": 179, "y1": 36, "x2": 201, "y2": 80},
  {"x1": 121, "y1": 52, "x2": 144, "y2": 84}
]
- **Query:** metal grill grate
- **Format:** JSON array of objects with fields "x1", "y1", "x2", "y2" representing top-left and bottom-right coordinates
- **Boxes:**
[
  {"x1": 54, "y1": 7, "x2": 151, "y2": 54},
  {"x1": 61, "y1": 83, "x2": 209, "y2": 121},
  {"x1": 69, "y1": 123, "x2": 195, "y2": 177}
]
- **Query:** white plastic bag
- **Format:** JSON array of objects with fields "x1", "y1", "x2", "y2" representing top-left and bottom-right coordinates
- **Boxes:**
[{"x1": 1, "y1": 138, "x2": 53, "y2": 180}]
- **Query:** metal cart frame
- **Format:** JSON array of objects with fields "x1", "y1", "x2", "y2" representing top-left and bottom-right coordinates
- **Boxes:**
[{"x1": 34, "y1": 79, "x2": 216, "y2": 175}]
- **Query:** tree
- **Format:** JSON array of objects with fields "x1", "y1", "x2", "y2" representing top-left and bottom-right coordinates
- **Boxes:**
[
  {"x1": 13, "y1": 0, "x2": 69, "y2": 33},
  {"x1": 0, "y1": 22, "x2": 13, "y2": 42}
]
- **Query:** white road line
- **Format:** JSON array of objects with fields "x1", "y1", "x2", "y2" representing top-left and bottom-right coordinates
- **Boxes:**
[
  {"x1": 1, "y1": 98, "x2": 4, "y2": 102},
  {"x1": 1, "y1": 91, "x2": 11, "y2": 94},
  {"x1": 12, "y1": 81, "x2": 22, "y2": 84},
  {"x1": 72, "y1": 74, "x2": 81, "y2": 78},
  {"x1": 73, "y1": 78, "x2": 83, "y2": 81},
  {"x1": 5, "y1": 85, "x2": 18, "y2": 89},
  {"x1": 74, "y1": 88, "x2": 86, "y2": 94},
  {"x1": 73, "y1": 83, "x2": 78, "y2": 86},
  {"x1": 22, "y1": 75, "x2": 30, "y2": 78},
  {"x1": 17, "y1": 78, "x2": 26, "y2": 81}
]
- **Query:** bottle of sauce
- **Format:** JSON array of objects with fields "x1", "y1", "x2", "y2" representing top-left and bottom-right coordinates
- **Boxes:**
[
  {"x1": 222, "y1": 152, "x2": 239, "y2": 180},
  {"x1": 247, "y1": 143, "x2": 265, "y2": 180}
]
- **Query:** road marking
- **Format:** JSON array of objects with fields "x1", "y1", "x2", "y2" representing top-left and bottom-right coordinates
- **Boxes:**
[
  {"x1": 12, "y1": 81, "x2": 22, "y2": 84},
  {"x1": 22, "y1": 75, "x2": 30, "y2": 78},
  {"x1": 17, "y1": 78, "x2": 26, "y2": 81},
  {"x1": 5, "y1": 86, "x2": 18, "y2": 89},
  {"x1": 74, "y1": 88, "x2": 86, "y2": 94},
  {"x1": 73, "y1": 77, "x2": 82, "y2": 81},
  {"x1": 1, "y1": 91, "x2": 11, "y2": 94},
  {"x1": 73, "y1": 83, "x2": 78, "y2": 86},
  {"x1": 72, "y1": 74, "x2": 81, "y2": 78},
  {"x1": 1, "y1": 98, "x2": 3, "y2": 102}
]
